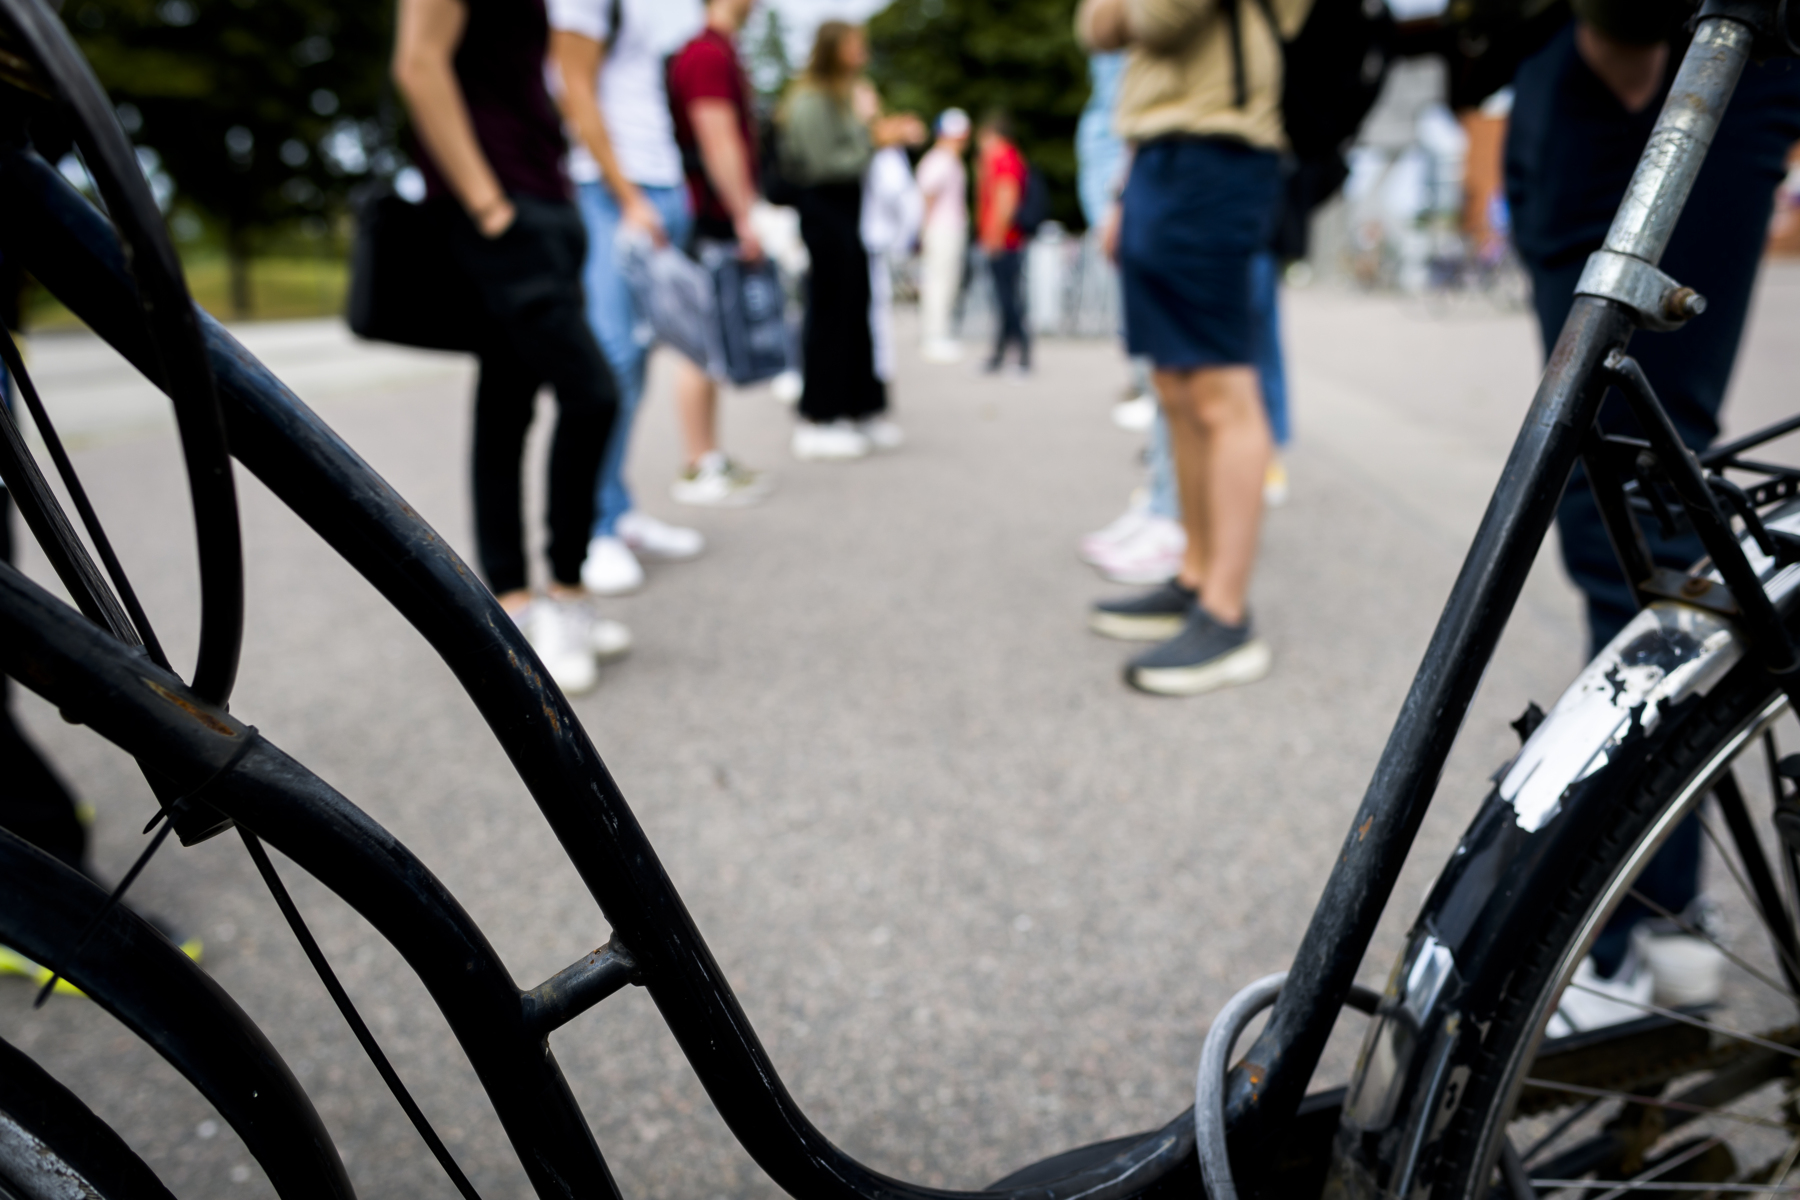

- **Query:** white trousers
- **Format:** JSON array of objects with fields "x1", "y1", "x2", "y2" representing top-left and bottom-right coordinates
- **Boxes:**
[{"x1": 919, "y1": 221, "x2": 966, "y2": 347}]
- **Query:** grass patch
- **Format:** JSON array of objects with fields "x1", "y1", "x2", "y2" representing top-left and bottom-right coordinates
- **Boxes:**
[{"x1": 27, "y1": 254, "x2": 349, "y2": 332}]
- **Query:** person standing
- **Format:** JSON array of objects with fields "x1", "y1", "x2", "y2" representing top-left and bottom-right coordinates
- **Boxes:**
[
  {"x1": 778, "y1": 22, "x2": 912, "y2": 462},
  {"x1": 394, "y1": 0, "x2": 630, "y2": 695},
  {"x1": 665, "y1": 0, "x2": 775, "y2": 505},
  {"x1": 975, "y1": 111, "x2": 1030, "y2": 376},
  {"x1": 915, "y1": 108, "x2": 970, "y2": 364},
  {"x1": 1077, "y1": 0, "x2": 1311, "y2": 696},
  {"x1": 549, "y1": 0, "x2": 708, "y2": 596},
  {"x1": 1502, "y1": 0, "x2": 1800, "y2": 1024}
]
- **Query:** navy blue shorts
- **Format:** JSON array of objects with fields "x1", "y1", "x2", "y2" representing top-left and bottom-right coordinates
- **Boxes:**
[{"x1": 1119, "y1": 137, "x2": 1281, "y2": 371}]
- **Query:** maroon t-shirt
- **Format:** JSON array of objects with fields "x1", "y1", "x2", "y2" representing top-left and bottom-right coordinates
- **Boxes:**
[
  {"x1": 418, "y1": 0, "x2": 568, "y2": 204},
  {"x1": 668, "y1": 28, "x2": 757, "y2": 232}
]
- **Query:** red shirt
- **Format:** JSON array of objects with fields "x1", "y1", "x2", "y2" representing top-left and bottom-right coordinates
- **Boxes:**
[
  {"x1": 977, "y1": 139, "x2": 1026, "y2": 252},
  {"x1": 669, "y1": 28, "x2": 758, "y2": 233}
]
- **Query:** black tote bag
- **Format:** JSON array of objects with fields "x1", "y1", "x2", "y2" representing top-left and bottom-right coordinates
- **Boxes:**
[{"x1": 345, "y1": 184, "x2": 484, "y2": 353}]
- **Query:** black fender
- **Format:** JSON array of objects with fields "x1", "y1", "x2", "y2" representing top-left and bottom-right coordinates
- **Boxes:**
[{"x1": 0, "y1": 830, "x2": 353, "y2": 1199}]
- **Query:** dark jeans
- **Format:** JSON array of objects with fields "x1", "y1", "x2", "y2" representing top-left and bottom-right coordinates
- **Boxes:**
[
  {"x1": 1507, "y1": 24, "x2": 1800, "y2": 972},
  {"x1": 797, "y1": 182, "x2": 884, "y2": 423},
  {"x1": 987, "y1": 249, "x2": 1029, "y2": 369},
  {"x1": 0, "y1": 492, "x2": 85, "y2": 870},
  {"x1": 450, "y1": 196, "x2": 618, "y2": 594}
]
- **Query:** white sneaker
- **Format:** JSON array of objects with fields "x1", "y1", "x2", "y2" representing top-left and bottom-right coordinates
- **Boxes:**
[
  {"x1": 580, "y1": 536, "x2": 644, "y2": 596},
  {"x1": 516, "y1": 601, "x2": 599, "y2": 695},
  {"x1": 1079, "y1": 491, "x2": 1152, "y2": 565},
  {"x1": 1112, "y1": 393, "x2": 1157, "y2": 432},
  {"x1": 616, "y1": 510, "x2": 704, "y2": 561},
  {"x1": 769, "y1": 369, "x2": 803, "y2": 405},
  {"x1": 671, "y1": 452, "x2": 773, "y2": 507},
  {"x1": 1545, "y1": 945, "x2": 1653, "y2": 1039},
  {"x1": 1635, "y1": 900, "x2": 1728, "y2": 1008},
  {"x1": 792, "y1": 420, "x2": 871, "y2": 462},
  {"x1": 923, "y1": 339, "x2": 964, "y2": 364},
  {"x1": 856, "y1": 416, "x2": 905, "y2": 451},
  {"x1": 1093, "y1": 516, "x2": 1186, "y2": 584},
  {"x1": 563, "y1": 602, "x2": 632, "y2": 662}
]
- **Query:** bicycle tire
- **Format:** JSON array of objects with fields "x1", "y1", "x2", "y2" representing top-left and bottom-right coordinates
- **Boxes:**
[
  {"x1": 0, "y1": 1035, "x2": 176, "y2": 1200},
  {"x1": 1415, "y1": 655, "x2": 1792, "y2": 1195}
]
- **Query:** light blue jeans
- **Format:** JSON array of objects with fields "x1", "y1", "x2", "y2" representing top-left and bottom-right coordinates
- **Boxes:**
[
  {"x1": 1149, "y1": 251, "x2": 1288, "y2": 520},
  {"x1": 576, "y1": 180, "x2": 694, "y2": 538}
]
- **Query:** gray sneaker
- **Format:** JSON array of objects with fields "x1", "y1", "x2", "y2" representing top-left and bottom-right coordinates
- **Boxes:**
[
  {"x1": 1089, "y1": 580, "x2": 1195, "y2": 642},
  {"x1": 1125, "y1": 608, "x2": 1271, "y2": 696}
]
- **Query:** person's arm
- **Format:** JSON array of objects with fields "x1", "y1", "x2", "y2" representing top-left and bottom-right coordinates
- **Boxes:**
[
  {"x1": 1078, "y1": 0, "x2": 1132, "y2": 52},
  {"x1": 392, "y1": 0, "x2": 514, "y2": 237},
  {"x1": 549, "y1": 29, "x2": 668, "y2": 243},
  {"x1": 690, "y1": 99, "x2": 762, "y2": 259}
]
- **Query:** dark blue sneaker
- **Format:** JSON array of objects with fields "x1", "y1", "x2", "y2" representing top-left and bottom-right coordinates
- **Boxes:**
[
  {"x1": 1124, "y1": 607, "x2": 1271, "y2": 696},
  {"x1": 1089, "y1": 580, "x2": 1195, "y2": 642}
]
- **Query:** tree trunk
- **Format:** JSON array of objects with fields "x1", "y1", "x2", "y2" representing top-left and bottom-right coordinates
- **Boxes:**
[{"x1": 226, "y1": 223, "x2": 252, "y2": 319}]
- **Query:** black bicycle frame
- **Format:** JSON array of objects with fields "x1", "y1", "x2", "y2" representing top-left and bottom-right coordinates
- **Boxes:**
[{"x1": 0, "y1": 2, "x2": 1791, "y2": 1197}]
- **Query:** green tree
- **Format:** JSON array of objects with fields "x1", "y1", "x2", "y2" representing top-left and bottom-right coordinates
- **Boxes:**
[
  {"x1": 867, "y1": 0, "x2": 1089, "y2": 229},
  {"x1": 66, "y1": 0, "x2": 392, "y2": 316},
  {"x1": 745, "y1": 6, "x2": 793, "y2": 109}
]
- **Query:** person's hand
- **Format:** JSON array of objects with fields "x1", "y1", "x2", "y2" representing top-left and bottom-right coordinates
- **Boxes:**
[
  {"x1": 1574, "y1": 21, "x2": 1668, "y2": 114},
  {"x1": 622, "y1": 191, "x2": 668, "y2": 247},
  {"x1": 1100, "y1": 203, "x2": 1122, "y2": 263},
  {"x1": 475, "y1": 196, "x2": 517, "y2": 238},
  {"x1": 733, "y1": 213, "x2": 764, "y2": 262}
]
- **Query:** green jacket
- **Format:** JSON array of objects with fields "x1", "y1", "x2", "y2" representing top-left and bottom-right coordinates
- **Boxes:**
[
  {"x1": 778, "y1": 86, "x2": 872, "y2": 187},
  {"x1": 1451, "y1": 0, "x2": 1691, "y2": 45}
]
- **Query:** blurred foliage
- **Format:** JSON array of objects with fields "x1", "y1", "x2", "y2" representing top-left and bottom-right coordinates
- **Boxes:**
[
  {"x1": 63, "y1": 0, "x2": 391, "y2": 315},
  {"x1": 27, "y1": 253, "x2": 348, "y2": 331},
  {"x1": 866, "y1": 0, "x2": 1090, "y2": 229},
  {"x1": 745, "y1": 7, "x2": 794, "y2": 109}
]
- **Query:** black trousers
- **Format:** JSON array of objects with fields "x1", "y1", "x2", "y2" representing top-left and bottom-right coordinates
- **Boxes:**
[
  {"x1": 0, "y1": 492, "x2": 85, "y2": 870},
  {"x1": 450, "y1": 196, "x2": 618, "y2": 594},
  {"x1": 987, "y1": 249, "x2": 1029, "y2": 368},
  {"x1": 797, "y1": 182, "x2": 884, "y2": 423},
  {"x1": 1508, "y1": 23, "x2": 1800, "y2": 972}
]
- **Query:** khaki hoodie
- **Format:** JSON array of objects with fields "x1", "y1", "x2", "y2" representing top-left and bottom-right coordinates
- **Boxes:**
[{"x1": 1078, "y1": 0, "x2": 1315, "y2": 152}]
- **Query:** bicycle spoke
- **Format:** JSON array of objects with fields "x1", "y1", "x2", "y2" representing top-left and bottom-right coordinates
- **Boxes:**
[
  {"x1": 1521, "y1": 1078, "x2": 1798, "y2": 1134},
  {"x1": 1625, "y1": 886, "x2": 1797, "y2": 1005},
  {"x1": 1584, "y1": 1135, "x2": 1724, "y2": 1200},
  {"x1": 1521, "y1": 1098, "x2": 1602, "y2": 1165},
  {"x1": 1714, "y1": 770, "x2": 1800, "y2": 997},
  {"x1": 1699, "y1": 811, "x2": 1800, "y2": 992},
  {"x1": 1562, "y1": 982, "x2": 1800, "y2": 1060}
]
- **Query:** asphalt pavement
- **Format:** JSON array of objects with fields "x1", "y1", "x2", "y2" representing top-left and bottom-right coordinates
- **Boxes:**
[{"x1": 4, "y1": 265, "x2": 1798, "y2": 1198}]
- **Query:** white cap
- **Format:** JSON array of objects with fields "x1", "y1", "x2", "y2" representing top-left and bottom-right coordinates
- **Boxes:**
[{"x1": 937, "y1": 108, "x2": 970, "y2": 138}]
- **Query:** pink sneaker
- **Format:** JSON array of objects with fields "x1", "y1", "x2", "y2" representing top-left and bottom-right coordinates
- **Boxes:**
[
  {"x1": 1092, "y1": 517, "x2": 1186, "y2": 585},
  {"x1": 1079, "y1": 493, "x2": 1151, "y2": 565}
]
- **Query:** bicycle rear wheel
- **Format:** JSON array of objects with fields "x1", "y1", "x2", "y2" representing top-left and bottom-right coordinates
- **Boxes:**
[
  {"x1": 0, "y1": 1036, "x2": 174, "y2": 1200},
  {"x1": 1417, "y1": 657, "x2": 1800, "y2": 1196}
]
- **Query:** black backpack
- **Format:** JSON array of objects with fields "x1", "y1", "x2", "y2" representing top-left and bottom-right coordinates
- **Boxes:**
[
  {"x1": 1012, "y1": 162, "x2": 1052, "y2": 239},
  {"x1": 1229, "y1": 0, "x2": 1395, "y2": 256}
]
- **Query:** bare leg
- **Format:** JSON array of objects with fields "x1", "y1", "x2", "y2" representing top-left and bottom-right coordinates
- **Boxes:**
[
  {"x1": 1190, "y1": 365, "x2": 1269, "y2": 624},
  {"x1": 673, "y1": 358, "x2": 718, "y2": 469},
  {"x1": 1158, "y1": 368, "x2": 1210, "y2": 594},
  {"x1": 1160, "y1": 364, "x2": 1270, "y2": 626}
]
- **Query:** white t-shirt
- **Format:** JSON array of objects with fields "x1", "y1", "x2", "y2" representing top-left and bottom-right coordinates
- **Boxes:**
[
  {"x1": 547, "y1": 0, "x2": 702, "y2": 189},
  {"x1": 861, "y1": 147, "x2": 921, "y2": 257},
  {"x1": 915, "y1": 145, "x2": 967, "y2": 236}
]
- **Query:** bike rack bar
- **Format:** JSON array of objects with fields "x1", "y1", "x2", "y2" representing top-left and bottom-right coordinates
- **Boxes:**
[{"x1": 521, "y1": 940, "x2": 640, "y2": 1040}]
